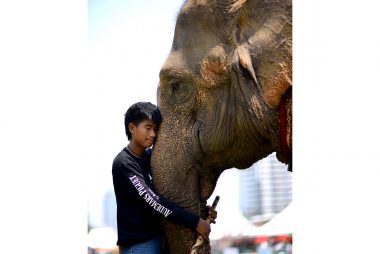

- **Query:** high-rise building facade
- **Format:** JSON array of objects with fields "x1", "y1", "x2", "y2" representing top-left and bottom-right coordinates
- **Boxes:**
[
  {"x1": 239, "y1": 153, "x2": 292, "y2": 224},
  {"x1": 103, "y1": 190, "x2": 117, "y2": 231}
]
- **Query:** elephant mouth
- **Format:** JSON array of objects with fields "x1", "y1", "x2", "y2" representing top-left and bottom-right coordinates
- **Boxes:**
[
  {"x1": 190, "y1": 120, "x2": 205, "y2": 161},
  {"x1": 191, "y1": 123, "x2": 211, "y2": 210}
]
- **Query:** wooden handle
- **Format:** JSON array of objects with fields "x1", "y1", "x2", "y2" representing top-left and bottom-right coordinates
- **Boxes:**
[
  {"x1": 190, "y1": 196, "x2": 220, "y2": 253},
  {"x1": 211, "y1": 196, "x2": 220, "y2": 210}
]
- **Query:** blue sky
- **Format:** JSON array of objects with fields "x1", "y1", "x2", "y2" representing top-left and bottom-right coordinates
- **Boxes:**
[{"x1": 88, "y1": 0, "x2": 183, "y2": 43}]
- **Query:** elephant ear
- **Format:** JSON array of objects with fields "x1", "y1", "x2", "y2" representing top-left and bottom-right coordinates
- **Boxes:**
[{"x1": 217, "y1": 0, "x2": 292, "y2": 109}]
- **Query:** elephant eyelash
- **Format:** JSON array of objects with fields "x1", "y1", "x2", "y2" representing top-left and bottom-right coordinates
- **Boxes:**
[{"x1": 169, "y1": 80, "x2": 181, "y2": 93}]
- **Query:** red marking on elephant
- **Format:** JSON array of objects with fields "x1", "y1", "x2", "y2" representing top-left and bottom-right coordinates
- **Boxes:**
[{"x1": 279, "y1": 96, "x2": 289, "y2": 164}]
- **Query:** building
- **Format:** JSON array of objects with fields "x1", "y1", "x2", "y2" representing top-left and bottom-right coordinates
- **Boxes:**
[
  {"x1": 103, "y1": 189, "x2": 117, "y2": 231},
  {"x1": 239, "y1": 153, "x2": 292, "y2": 224}
]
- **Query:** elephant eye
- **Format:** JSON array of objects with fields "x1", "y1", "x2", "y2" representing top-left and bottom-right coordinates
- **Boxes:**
[
  {"x1": 163, "y1": 78, "x2": 195, "y2": 105},
  {"x1": 170, "y1": 80, "x2": 180, "y2": 93}
]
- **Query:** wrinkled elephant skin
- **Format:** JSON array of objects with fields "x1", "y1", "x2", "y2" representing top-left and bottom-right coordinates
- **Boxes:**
[{"x1": 151, "y1": 1, "x2": 292, "y2": 253}]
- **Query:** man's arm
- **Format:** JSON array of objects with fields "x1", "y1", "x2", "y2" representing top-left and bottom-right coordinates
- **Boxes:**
[{"x1": 114, "y1": 160, "x2": 210, "y2": 235}]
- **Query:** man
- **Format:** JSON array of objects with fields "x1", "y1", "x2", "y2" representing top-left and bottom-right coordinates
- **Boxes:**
[{"x1": 112, "y1": 102, "x2": 215, "y2": 254}]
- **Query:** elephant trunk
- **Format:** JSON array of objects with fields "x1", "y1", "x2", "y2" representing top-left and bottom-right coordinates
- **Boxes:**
[{"x1": 151, "y1": 123, "x2": 208, "y2": 254}]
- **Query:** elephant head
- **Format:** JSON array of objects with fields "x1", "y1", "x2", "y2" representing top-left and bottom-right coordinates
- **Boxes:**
[{"x1": 151, "y1": 0, "x2": 292, "y2": 253}]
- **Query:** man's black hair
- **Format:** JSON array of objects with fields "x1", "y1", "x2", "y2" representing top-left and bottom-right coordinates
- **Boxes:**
[{"x1": 124, "y1": 102, "x2": 162, "y2": 140}]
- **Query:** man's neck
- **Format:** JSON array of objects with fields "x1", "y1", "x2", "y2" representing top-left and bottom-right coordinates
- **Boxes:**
[{"x1": 127, "y1": 142, "x2": 145, "y2": 158}]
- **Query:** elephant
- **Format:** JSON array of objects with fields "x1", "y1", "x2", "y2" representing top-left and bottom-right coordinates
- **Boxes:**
[{"x1": 150, "y1": 0, "x2": 292, "y2": 253}]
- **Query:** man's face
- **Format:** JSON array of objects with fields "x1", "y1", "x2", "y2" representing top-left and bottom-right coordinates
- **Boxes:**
[{"x1": 130, "y1": 119, "x2": 158, "y2": 149}]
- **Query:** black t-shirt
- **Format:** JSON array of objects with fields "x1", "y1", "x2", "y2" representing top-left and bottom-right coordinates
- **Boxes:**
[{"x1": 112, "y1": 147, "x2": 199, "y2": 247}]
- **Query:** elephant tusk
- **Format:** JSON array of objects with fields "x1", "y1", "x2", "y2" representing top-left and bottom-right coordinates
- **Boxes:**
[
  {"x1": 190, "y1": 235, "x2": 206, "y2": 254},
  {"x1": 237, "y1": 46, "x2": 258, "y2": 85},
  {"x1": 190, "y1": 196, "x2": 220, "y2": 254}
]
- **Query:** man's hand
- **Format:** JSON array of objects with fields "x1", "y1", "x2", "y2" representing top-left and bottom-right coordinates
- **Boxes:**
[
  {"x1": 196, "y1": 218, "x2": 211, "y2": 236},
  {"x1": 195, "y1": 203, "x2": 218, "y2": 237},
  {"x1": 206, "y1": 205, "x2": 218, "y2": 224}
]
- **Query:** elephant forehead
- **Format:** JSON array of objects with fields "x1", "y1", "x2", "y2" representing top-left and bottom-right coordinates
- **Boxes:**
[
  {"x1": 161, "y1": 51, "x2": 194, "y2": 74},
  {"x1": 161, "y1": 47, "x2": 220, "y2": 79},
  {"x1": 173, "y1": 2, "x2": 221, "y2": 50}
]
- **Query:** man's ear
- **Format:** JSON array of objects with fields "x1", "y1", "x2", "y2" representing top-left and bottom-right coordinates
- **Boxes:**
[{"x1": 128, "y1": 122, "x2": 135, "y2": 135}]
